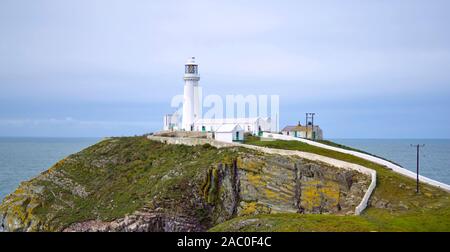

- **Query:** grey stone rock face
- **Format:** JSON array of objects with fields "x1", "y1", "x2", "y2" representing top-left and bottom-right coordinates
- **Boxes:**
[
  {"x1": 63, "y1": 211, "x2": 203, "y2": 232},
  {"x1": 204, "y1": 153, "x2": 369, "y2": 219}
]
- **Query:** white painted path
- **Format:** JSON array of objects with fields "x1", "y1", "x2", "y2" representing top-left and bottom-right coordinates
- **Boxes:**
[{"x1": 262, "y1": 133, "x2": 450, "y2": 192}]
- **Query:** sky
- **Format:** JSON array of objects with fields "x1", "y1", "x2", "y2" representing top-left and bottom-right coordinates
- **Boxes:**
[{"x1": 1, "y1": 0, "x2": 450, "y2": 138}]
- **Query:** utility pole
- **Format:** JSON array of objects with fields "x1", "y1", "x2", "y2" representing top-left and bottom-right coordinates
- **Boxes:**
[
  {"x1": 306, "y1": 113, "x2": 311, "y2": 139},
  {"x1": 411, "y1": 144, "x2": 425, "y2": 193},
  {"x1": 305, "y1": 113, "x2": 316, "y2": 140}
]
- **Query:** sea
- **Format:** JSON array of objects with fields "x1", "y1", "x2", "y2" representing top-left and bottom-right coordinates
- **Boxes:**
[
  {"x1": 0, "y1": 137, "x2": 449, "y2": 201},
  {"x1": 332, "y1": 139, "x2": 450, "y2": 186},
  {"x1": 0, "y1": 137, "x2": 101, "y2": 201}
]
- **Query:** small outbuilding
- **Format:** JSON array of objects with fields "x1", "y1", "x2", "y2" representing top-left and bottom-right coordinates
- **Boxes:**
[
  {"x1": 214, "y1": 124, "x2": 244, "y2": 143},
  {"x1": 281, "y1": 123, "x2": 323, "y2": 140}
]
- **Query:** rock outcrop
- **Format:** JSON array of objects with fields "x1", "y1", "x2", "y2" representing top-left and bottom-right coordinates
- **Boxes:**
[
  {"x1": 0, "y1": 137, "x2": 369, "y2": 232},
  {"x1": 63, "y1": 210, "x2": 203, "y2": 232}
]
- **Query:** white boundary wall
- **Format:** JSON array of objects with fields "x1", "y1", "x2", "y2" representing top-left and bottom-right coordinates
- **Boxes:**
[
  {"x1": 263, "y1": 133, "x2": 450, "y2": 192},
  {"x1": 148, "y1": 135, "x2": 376, "y2": 215}
]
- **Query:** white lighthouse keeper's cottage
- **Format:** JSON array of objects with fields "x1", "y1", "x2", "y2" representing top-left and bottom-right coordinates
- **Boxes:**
[{"x1": 214, "y1": 124, "x2": 244, "y2": 143}]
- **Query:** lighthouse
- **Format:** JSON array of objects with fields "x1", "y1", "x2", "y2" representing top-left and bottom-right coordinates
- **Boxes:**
[{"x1": 182, "y1": 57, "x2": 201, "y2": 131}]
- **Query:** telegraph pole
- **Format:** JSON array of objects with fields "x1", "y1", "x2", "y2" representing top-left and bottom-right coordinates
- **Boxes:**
[
  {"x1": 306, "y1": 113, "x2": 311, "y2": 139},
  {"x1": 411, "y1": 144, "x2": 425, "y2": 193},
  {"x1": 305, "y1": 113, "x2": 316, "y2": 140}
]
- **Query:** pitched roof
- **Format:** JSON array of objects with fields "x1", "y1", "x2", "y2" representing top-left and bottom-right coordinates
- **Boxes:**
[
  {"x1": 281, "y1": 125, "x2": 298, "y2": 131},
  {"x1": 282, "y1": 125, "x2": 316, "y2": 132},
  {"x1": 216, "y1": 124, "x2": 243, "y2": 133}
]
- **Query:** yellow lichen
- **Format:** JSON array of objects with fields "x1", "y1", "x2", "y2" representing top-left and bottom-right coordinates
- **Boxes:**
[
  {"x1": 239, "y1": 201, "x2": 271, "y2": 216},
  {"x1": 265, "y1": 189, "x2": 278, "y2": 200},
  {"x1": 301, "y1": 180, "x2": 340, "y2": 211},
  {"x1": 240, "y1": 202, "x2": 258, "y2": 215},
  {"x1": 247, "y1": 173, "x2": 263, "y2": 187},
  {"x1": 320, "y1": 181, "x2": 340, "y2": 206},
  {"x1": 237, "y1": 157, "x2": 265, "y2": 173},
  {"x1": 302, "y1": 182, "x2": 322, "y2": 210}
]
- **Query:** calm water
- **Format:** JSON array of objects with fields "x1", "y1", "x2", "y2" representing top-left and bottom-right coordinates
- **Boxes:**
[
  {"x1": 0, "y1": 138, "x2": 449, "y2": 202},
  {"x1": 0, "y1": 137, "x2": 100, "y2": 201},
  {"x1": 332, "y1": 139, "x2": 450, "y2": 185}
]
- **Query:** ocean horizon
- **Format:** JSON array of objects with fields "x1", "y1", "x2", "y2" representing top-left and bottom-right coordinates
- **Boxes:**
[{"x1": 1, "y1": 137, "x2": 449, "y2": 201}]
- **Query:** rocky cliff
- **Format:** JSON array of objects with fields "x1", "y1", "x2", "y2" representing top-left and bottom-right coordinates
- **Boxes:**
[{"x1": 0, "y1": 136, "x2": 369, "y2": 232}]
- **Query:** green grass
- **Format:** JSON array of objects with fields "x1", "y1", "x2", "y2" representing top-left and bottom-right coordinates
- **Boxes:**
[
  {"x1": 210, "y1": 213, "x2": 378, "y2": 232},
  {"x1": 212, "y1": 136, "x2": 450, "y2": 232}
]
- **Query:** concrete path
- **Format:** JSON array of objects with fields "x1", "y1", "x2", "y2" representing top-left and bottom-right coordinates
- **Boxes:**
[{"x1": 262, "y1": 133, "x2": 450, "y2": 192}]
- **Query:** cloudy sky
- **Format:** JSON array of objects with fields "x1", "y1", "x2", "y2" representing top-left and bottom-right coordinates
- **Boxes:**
[{"x1": 1, "y1": 0, "x2": 449, "y2": 138}]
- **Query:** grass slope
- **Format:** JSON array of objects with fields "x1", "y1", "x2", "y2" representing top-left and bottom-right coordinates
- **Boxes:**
[{"x1": 211, "y1": 136, "x2": 450, "y2": 232}]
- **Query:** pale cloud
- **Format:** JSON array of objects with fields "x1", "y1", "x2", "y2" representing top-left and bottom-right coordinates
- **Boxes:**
[{"x1": 1, "y1": 0, "x2": 450, "y2": 137}]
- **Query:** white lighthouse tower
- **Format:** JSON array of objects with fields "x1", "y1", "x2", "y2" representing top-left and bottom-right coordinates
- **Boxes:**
[{"x1": 182, "y1": 57, "x2": 201, "y2": 131}]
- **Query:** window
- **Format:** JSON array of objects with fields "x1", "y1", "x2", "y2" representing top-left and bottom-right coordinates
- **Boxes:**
[{"x1": 185, "y1": 65, "x2": 198, "y2": 74}]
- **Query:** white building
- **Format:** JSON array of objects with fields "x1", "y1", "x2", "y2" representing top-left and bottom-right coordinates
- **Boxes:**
[
  {"x1": 181, "y1": 57, "x2": 201, "y2": 131},
  {"x1": 214, "y1": 124, "x2": 244, "y2": 143},
  {"x1": 193, "y1": 117, "x2": 271, "y2": 136}
]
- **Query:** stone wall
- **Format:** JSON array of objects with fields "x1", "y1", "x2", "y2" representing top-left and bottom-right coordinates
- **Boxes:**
[{"x1": 153, "y1": 131, "x2": 211, "y2": 139}]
